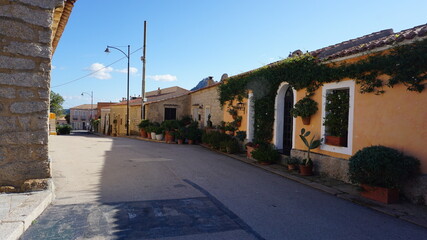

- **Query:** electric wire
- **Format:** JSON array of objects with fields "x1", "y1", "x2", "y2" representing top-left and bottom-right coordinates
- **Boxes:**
[{"x1": 51, "y1": 47, "x2": 143, "y2": 88}]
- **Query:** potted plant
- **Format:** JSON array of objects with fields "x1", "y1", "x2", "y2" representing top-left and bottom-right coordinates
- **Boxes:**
[
  {"x1": 185, "y1": 126, "x2": 201, "y2": 145},
  {"x1": 298, "y1": 128, "x2": 322, "y2": 176},
  {"x1": 245, "y1": 142, "x2": 258, "y2": 159},
  {"x1": 323, "y1": 90, "x2": 349, "y2": 146},
  {"x1": 348, "y1": 145, "x2": 420, "y2": 204},
  {"x1": 138, "y1": 119, "x2": 150, "y2": 138},
  {"x1": 286, "y1": 157, "x2": 300, "y2": 170},
  {"x1": 161, "y1": 120, "x2": 180, "y2": 143},
  {"x1": 225, "y1": 138, "x2": 240, "y2": 154},
  {"x1": 251, "y1": 143, "x2": 280, "y2": 165},
  {"x1": 290, "y1": 97, "x2": 318, "y2": 125},
  {"x1": 173, "y1": 127, "x2": 186, "y2": 144},
  {"x1": 154, "y1": 126, "x2": 164, "y2": 141}
]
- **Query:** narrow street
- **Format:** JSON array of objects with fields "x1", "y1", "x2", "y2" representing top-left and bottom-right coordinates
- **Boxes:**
[{"x1": 22, "y1": 133, "x2": 427, "y2": 240}]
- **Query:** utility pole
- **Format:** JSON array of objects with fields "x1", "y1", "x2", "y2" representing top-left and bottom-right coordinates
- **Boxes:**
[{"x1": 141, "y1": 21, "x2": 147, "y2": 120}]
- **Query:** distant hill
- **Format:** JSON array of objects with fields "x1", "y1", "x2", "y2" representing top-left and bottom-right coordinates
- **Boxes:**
[{"x1": 191, "y1": 77, "x2": 216, "y2": 91}]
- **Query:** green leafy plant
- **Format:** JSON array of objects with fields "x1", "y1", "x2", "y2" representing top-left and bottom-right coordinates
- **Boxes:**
[
  {"x1": 235, "y1": 131, "x2": 246, "y2": 142},
  {"x1": 185, "y1": 126, "x2": 202, "y2": 141},
  {"x1": 323, "y1": 90, "x2": 349, "y2": 137},
  {"x1": 138, "y1": 119, "x2": 151, "y2": 130},
  {"x1": 161, "y1": 120, "x2": 180, "y2": 131},
  {"x1": 290, "y1": 97, "x2": 318, "y2": 118},
  {"x1": 251, "y1": 143, "x2": 280, "y2": 164},
  {"x1": 56, "y1": 124, "x2": 72, "y2": 135},
  {"x1": 299, "y1": 128, "x2": 322, "y2": 166},
  {"x1": 287, "y1": 157, "x2": 301, "y2": 165},
  {"x1": 225, "y1": 138, "x2": 240, "y2": 154},
  {"x1": 348, "y1": 146, "x2": 420, "y2": 189},
  {"x1": 219, "y1": 39, "x2": 427, "y2": 144},
  {"x1": 172, "y1": 127, "x2": 186, "y2": 140}
]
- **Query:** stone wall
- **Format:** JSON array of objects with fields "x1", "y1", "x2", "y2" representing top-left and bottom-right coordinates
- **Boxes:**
[
  {"x1": 146, "y1": 95, "x2": 191, "y2": 123},
  {"x1": 190, "y1": 84, "x2": 222, "y2": 128},
  {"x1": 0, "y1": 0, "x2": 63, "y2": 189}
]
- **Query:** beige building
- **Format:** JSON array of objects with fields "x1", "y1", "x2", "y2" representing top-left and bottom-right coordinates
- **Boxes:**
[
  {"x1": 70, "y1": 104, "x2": 96, "y2": 130},
  {"x1": 189, "y1": 81, "x2": 223, "y2": 128},
  {"x1": 145, "y1": 94, "x2": 191, "y2": 123}
]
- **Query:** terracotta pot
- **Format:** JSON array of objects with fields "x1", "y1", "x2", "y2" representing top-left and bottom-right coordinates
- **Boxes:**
[
  {"x1": 146, "y1": 132, "x2": 151, "y2": 139},
  {"x1": 361, "y1": 184, "x2": 399, "y2": 204},
  {"x1": 246, "y1": 146, "x2": 255, "y2": 159},
  {"x1": 165, "y1": 131, "x2": 175, "y2": 143},
  {"x1": 140, "y1": 129, "x2": 147, "y2": 138},
  {"x1": 287, "y1": 164, "x2": 297, "y2": 170},
  {"x1": 299, "y1": 165, "x2": 313, "y2": 176},
  {"x1": 259, "y1": 161, "x2": 271, "y2": 166},
  {"x1": 177, "y1": 139, "x2": 184, "y2": 144},
  {"x1": 302, "y1": 117, "x2": 310, "y2": 125},
  {"x1": 188, "y1": 139, "x2": 194, "y2": 145},
  {"x1": 325, "y1": 135, "x2": 347, "y2": 147}
]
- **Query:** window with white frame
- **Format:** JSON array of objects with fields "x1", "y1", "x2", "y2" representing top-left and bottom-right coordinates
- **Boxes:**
[{"x1": 320, "y1": 80, "x2": 355, "y2": 155}]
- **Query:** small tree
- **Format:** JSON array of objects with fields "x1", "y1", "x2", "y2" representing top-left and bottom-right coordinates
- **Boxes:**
[{"x1": 50, "y1": 91, "x2": 65, "y2": 116}]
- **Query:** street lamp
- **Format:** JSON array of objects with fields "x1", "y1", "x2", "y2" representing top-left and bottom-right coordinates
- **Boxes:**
[
  {"x1": 105, "y1": 45, "x2": 130, "y2": 136},
  {"x1": 81, "y1": 91, "x2": 93, "y2": 131}
]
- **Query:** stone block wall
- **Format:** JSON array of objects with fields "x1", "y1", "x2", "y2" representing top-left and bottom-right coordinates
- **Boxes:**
[
  {"x1": 146, "y1": 95, "x2": 191, "y2": 124},
  {"x1": 0, "y1": 0, "x2": 63, "y2": 188},
  {"x1": 190, "y1": 85, "x2": 222, "y2": 128}
]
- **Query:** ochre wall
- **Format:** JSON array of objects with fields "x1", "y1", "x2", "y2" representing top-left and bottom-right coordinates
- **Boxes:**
[
  {"x1": 223, "y1": 99, "x2": 248, "y2": 133},
  {"x1": 293, "y1": 76, "x2": 427, "y2": 173}
]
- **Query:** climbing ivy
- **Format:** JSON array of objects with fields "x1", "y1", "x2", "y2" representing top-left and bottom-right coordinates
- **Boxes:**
[{"x1": 219, "y1": 38, "x2": 427, "y2": 143}]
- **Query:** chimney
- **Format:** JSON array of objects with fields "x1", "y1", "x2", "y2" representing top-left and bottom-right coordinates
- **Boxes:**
[{"x1": 157, "y1": 87, "x2": 161, "y2": 95}]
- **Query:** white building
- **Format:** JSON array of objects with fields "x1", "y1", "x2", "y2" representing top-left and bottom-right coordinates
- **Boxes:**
[{"x1": 70, "y1": 104, "x2": 97, "y2": 130}]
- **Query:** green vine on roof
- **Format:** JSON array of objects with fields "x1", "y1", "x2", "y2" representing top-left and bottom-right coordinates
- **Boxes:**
[{"x1": 219, "y1": 38, "x2": 427, "y2": 143}]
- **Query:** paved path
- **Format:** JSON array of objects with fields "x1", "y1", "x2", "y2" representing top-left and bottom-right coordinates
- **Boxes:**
[{"x1": 21, "y1": 133, "x2": 427, "y2": 239}]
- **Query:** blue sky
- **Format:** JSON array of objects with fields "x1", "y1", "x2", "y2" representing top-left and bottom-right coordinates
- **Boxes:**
[{"x1": 51, "y1": 0, "x2": 427, "y2": 108}]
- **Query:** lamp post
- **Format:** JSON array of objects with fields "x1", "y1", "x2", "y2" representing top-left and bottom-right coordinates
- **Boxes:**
[
  {"x1": 81, "y1": 91, "x2": 93, "y2": 131},
  {"x1": 105, "y1": 45, "x2": 130, "y2": 136}
]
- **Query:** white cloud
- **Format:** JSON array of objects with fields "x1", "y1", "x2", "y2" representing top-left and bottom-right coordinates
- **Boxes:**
[
  {"x1": 52, "y1": 65, "x2": 56, "y2": 70},
  {"x1": 148, "y1": 74, "x2": 177, "y2": 82},
  {"x1": 87, "y1": 63, "x2": 113, "y2": 80},
  {"x1": 116, "y1": 67, "x2": 138, "y2": 75}
]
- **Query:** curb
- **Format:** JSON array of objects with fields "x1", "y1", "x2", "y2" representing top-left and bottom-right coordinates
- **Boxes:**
[
  {"x1": 0, "y1": 179, "x2": 55, "y2": 240},
  {"x1": 197, "y1": 144, "x2": 427, "y2": 229}
]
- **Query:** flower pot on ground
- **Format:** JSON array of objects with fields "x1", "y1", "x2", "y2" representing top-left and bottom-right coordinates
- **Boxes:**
[
  {"x1": 164, "y1": 131, "x2": 175, "y2": 143},
  {"x1": 251, "y1": 143, "x2": 280, "y2": 165},
  {"x1": 290, "y1": 97, "x2": 318, "y2": 126},
  {"x1": 286, "y1": 157, "x2": 300, "y2": 171},
  {"x1": 360, "y1": 184, "x2": 399, "y2": 204},
  {"x1": 348, "y1": 145, "x2": 420, "y2": 204},
  {"x1": 154, "y1": 127, "x2": 164, "y2": 141},
  {"x1": 188, "y1": 139, "x2": 194, "y2": 145},
  {"x1": 245, "y1": 142, "x2": 258, "y2": 159},
  {"x1": 177, "y1": 139, "x2": 184, "y2": 144},
  {"x1": 298, "y1": 128, "x2": 322, "y2": 176},
  {"x1": 138, "y1": 119, "x2": 151, "y2": 138},
  {"x1": 299, "y1": 159, "x2": 313, "y2": 176}
]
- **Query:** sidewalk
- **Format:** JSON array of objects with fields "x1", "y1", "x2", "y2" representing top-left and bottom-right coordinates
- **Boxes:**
[{"x1": 0, "y1": 180, "x2": 54, "y2": 240}]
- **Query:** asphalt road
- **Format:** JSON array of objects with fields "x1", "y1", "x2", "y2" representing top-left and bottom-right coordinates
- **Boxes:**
[{"x1": 21, "y1": 132, "x2": 427, "y2": 240}]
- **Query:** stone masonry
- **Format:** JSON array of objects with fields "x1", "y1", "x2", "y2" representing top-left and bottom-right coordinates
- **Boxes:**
[{"x1": 0, "y1": 0, "x2": 63, "y2": 189}]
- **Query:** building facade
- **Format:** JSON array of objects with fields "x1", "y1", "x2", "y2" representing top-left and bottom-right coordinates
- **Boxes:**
[{"x1": 70, "y1": 104, "x2": 96, "y2": 130}]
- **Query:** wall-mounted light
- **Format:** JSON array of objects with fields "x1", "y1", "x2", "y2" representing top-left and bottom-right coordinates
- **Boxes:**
[{"x1": 236, "y1": 101, "x2": 245, "y2": 112}]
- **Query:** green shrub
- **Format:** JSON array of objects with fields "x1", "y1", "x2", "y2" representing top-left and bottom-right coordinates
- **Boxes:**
[
  {"x1": 290, "y1": 97, "x2": 318, "y2": 118},
  {"x1": 348, "y1": 146, "x2": 420, "y2": 189},
  {"x1": 225, "y1": 138, "x2": 240, "y2": 154},
  {"x1": 56, "y1": 124, "x2": 72, "y2": 135},
  {"x1": 161, "y1": 120, "x2": 180, "y2": 131},
  {"x1": 138, "y1": 119, "x2": 151, "y2": 130},
  {"x1": 235, "y1": 131, "x2": 246, "y2": 142},
  {"x1": 251, "y1": 144, "x2": 280, "y2": 164}
]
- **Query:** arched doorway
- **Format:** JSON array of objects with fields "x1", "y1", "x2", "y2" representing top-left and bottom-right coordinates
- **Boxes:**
[
  {"x1": 282, "y1": 87, "x2": 294, "y2": 155},
  {"x1": 273, "y1": 82, "x2": 296, "y2": 155}
]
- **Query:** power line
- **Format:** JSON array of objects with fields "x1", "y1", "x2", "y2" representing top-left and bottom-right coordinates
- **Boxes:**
[{"x1": 51, "y1": 47, "x2": 143, "y2": 88}]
